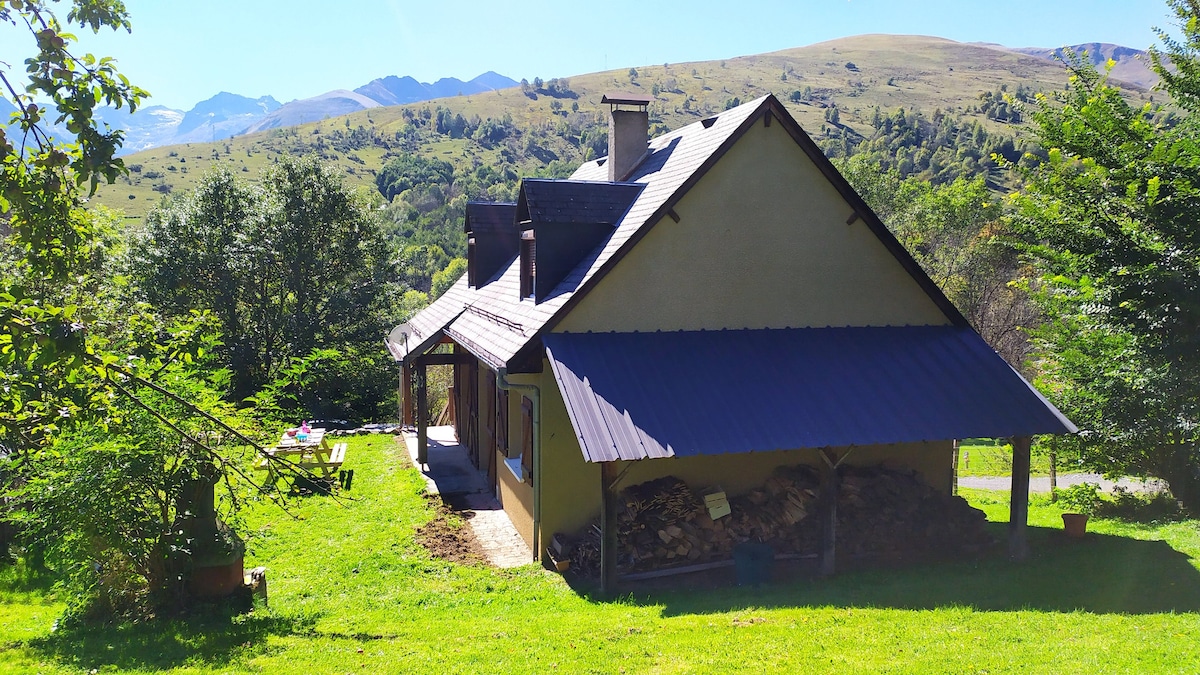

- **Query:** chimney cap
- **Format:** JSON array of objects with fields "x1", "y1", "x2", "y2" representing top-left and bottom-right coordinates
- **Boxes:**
[{"x1": 602, "y1": 92, "x2": 652, "y2": 108}]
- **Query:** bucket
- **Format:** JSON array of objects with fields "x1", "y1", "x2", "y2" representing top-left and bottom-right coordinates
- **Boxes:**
[
  {"x1": 1061, "y1": 513, "x2": 1089, "y2": 538},
  {"x1": 733, "y1": 542, "x2": 774, "y2": 586}
]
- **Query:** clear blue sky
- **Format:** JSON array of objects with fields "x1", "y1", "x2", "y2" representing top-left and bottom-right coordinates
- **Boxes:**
[{"x1": 4, "y1": 0, "x2": 1176, "y2": 110}]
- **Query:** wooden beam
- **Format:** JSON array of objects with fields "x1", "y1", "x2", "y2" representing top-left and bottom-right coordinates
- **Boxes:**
[
  {"x1": 818, "y1": 448, "x2": 839, "y2": 577},
  {"x1": 416, "y1": 365, "x2": 428, "y2": 466},
  {"x1": 414, "y1": 353, "x2": 475, "y2": 366},
  {"x1": 401, "y1": 363, "x2": 413, "y2": 426},
  {"x1": 600, "y1": 461, "x2": 619, "y2": 596},
  {"x1": 1008, "y1": 435, "x2": 1032, "y2": 561}
]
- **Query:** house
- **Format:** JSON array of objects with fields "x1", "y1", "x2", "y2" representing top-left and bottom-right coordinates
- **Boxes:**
[{"x1": 386, "y1": 93, "x2": 1074, "y2": 588}]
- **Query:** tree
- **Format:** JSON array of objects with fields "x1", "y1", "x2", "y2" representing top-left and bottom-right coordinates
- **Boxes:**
[
  {"x1": 1, "y1": 1, "x2": 273, "y2": 619},
  {"x1": 128, "y1": 158, "x2": 402, "y2": 418},
  {"x1": 1, "y1": 0, "x2": 147, "y2": 449},
  {"x1": 1011, "y1": 3, "x2": 1200, "y2": 510}
]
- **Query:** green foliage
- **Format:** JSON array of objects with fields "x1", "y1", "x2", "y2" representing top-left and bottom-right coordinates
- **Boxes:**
[
  {"x1": 1012, "y1": 19, "x2": 1200, "y2": 510},
  {"x1": 1052, "y1": 482, "x2": 1103, "y2": 515},
  {"x1": 825, "y1": 105, "x2": 1037, "y2": 186},
  {"x1": 839, "y1": 155, "x2": 1035, "y2": 366},
  {"x1": 0, "y1": 1, "x2": 146, "y2": 449},
  {"x1": 4, "y1": 315, "x2": 257, "y2": 620},
  {"x1": 127, "y1": 157, "x2": 403, "y2": 417}
]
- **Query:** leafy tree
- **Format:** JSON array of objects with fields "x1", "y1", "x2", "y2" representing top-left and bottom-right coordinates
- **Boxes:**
[
  {"x1": 128, "y1": 158, "x2": 402, "y2": 418},
  {"x1": 1, "y1": 0, "x2": 146, "y2": 449},
  {"x1": 1011, "y1": 6, "x2": 1200, "y2": 510},
  {"x1": 840, "y1": 156, "x2": 1035, "y2": 368}
]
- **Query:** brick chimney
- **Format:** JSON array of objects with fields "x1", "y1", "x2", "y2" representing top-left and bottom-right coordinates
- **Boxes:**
[{"x1": 602, "y1": 92, "x2": 651, "y2": 181}]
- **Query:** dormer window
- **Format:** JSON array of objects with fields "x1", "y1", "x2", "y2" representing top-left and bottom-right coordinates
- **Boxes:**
[{"x1": 520, "y1": 230, "x2": 536, "y2": 300}]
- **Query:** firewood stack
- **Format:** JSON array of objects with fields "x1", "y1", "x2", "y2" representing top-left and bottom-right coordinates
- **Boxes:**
[
  {"x1": 564, "y1": 464, "x2": 993, "y2": 578},
  {"x1": 834, "y1": 465, "x2": 992, "y2": 557}
]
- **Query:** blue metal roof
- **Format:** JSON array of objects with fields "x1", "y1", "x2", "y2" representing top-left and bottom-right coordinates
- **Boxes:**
[{"x1": 543, "y1": 327, "x2": 1076, "y2": 463}]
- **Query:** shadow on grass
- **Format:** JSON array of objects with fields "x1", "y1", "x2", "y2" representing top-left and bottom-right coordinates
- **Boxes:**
[
  {"x1": 25, "y1": 606, "x2": 319, "y2": 672},
  {"x1": 575, "y1": 524, "x2": 1200, "y2": 617}
]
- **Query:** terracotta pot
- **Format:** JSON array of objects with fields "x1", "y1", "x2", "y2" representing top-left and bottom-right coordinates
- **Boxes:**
[{"x1": 1061, "y1": 512, "x2": 1089, "y2": 538}]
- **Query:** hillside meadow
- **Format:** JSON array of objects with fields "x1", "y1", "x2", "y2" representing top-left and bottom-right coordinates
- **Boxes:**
[
  {"x1": 2, "y1": 435, "x2": 1197, "y2": 674},
  {"x1": 92, "y1": 35, "x2": 1151, "y2": 221}
]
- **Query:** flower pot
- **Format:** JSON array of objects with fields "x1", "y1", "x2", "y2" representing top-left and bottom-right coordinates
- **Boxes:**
[{"x1": 1062, "y1": 512, "x2": 1089, "y2": 538}]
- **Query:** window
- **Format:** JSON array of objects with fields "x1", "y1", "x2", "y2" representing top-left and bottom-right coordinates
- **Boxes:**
[
  {"x1": 467, "y1": 236, "x2": 477, "y2": 287},
  {"x1": 519, "y1": 230, "x2": 536, "y2": 299}
]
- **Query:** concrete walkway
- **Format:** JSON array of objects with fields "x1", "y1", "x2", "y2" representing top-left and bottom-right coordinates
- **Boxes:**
[
  {"x1": 402, "y1": 426, "x2": 532, "y2": 568},
  {"x1": 958, "y1": 473, "x2": 1168, "y2": 493}
]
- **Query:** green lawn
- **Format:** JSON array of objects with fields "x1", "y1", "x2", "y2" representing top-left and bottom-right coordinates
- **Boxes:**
[
  {"x1": 956, "y1": 441, "x2": 1056, "y2": 477},
  {"x1": 2, "y1": 436, "x2": 1199, "y2": 673}
]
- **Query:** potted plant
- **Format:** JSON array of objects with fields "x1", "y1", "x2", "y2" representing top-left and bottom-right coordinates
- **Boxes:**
[{"x1": 1054, "y1": 482, "x2": 1101, "y2": 538}]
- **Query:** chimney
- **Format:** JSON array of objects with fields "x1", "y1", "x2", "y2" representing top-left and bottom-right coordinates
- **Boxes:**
[{"x1": 602, "y1": 92, "x2": 651, "y2": 181}]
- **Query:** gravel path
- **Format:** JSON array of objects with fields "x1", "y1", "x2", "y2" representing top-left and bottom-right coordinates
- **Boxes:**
[{"x1": 958, "y1": 473, "x2": 1168, "y2": 494}]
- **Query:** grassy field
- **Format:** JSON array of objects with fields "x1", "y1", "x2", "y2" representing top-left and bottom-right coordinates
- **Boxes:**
[
  {"x1": 2, "y1": 435, "x2": 1198, "y2": 673},
  {"x1": 956, "y1": 441, "x2": 1054, "y2": 477}
]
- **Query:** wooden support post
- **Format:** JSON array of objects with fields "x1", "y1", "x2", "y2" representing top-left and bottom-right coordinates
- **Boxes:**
[
  {"x1": 416, "y1": 364, "x2": 428, "y2": 466},
  {"x1": 600, "y1": 461, "x2": 619, "y2": 596},
  {"x1": 951, "y1": 439, "x2": 960, "y2": 494},
  {"x1": 401, "y1": 363, "x2": 413, "y2": 426},
  {"x1": 818, "y1": 449, "x2": 839, "y2": 577},
  {"x1": 1008, "y1": 435, "x2": 1032, "y2": 561}
]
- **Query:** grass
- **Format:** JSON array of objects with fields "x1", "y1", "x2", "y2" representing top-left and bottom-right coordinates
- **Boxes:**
[{"x1": 2, "y1": 435, "x2": 1199, "y2": 673}]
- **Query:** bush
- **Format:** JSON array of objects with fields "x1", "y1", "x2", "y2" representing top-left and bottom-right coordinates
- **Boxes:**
[{"x1": 1053, "y1": 482, "x2": 1102, "y2": 515}]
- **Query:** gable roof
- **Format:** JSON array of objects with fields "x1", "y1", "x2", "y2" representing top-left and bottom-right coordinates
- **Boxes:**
[{"x1": 392, "y1": 95, "x2": 967, "y2": 370}]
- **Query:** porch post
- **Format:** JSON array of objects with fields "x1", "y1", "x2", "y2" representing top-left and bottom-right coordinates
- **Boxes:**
[
  {"x1": 600, "y1": 461, "x2": 619, "y2": 595},
  {"x1": 818, "y1": 448, "x2": 839, "y2": 577},
  {"x1": 401, "y1": 362, "x2": 414, "y2": 426},
  {"x1": 1008, "y1": 435, "x2": 1032, "y2": 561},
  {"x1": 416, "y1": 363, "x2": 428, "y2": 466}
]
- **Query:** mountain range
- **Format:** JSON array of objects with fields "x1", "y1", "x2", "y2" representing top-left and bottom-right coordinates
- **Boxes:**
[
  {"x1": 0, "y1": 71, "x2": 518, "y2": 154},
  {"x1": 3, "y1": 41, "x2": 1151, "y2": 159}
]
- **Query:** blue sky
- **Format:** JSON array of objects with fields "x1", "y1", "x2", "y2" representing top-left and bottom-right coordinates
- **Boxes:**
[{"x1": 4, "y1": 0, "x2": 1176, "y2": 110}]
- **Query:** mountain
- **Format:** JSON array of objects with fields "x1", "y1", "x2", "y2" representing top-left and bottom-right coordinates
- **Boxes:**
[
  {"x1": 174, "y1": 92, "x2": 281, "y2": 141},
  {"x1": 242, "y1": 89, "x2": 381, "y2": 134},
  {"x1": 1005, "y1": 42, "x2": 1156, "y2": 89},
  {"x1": 354, "y1": 71, "x2": 518, "y2": 106}
]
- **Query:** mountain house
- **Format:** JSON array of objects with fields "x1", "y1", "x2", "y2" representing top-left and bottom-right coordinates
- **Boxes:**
[{"x1": 385, "y1": 93, "x2": 1074, "y2": 589}]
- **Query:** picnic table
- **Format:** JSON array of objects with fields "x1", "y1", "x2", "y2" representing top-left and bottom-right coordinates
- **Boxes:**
[{"x1": 255, "y1": 428, "x2": 348, "y2": 483}]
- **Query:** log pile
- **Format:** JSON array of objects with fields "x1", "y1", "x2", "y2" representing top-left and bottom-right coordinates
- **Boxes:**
[{"x1": 564, "y1": 464, "x2": 993, "y2": 578}]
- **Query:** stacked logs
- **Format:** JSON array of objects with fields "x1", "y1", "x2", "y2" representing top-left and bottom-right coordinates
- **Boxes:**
[{"x1": 565, "y1": 464, "x2": 993, "y2": 578}]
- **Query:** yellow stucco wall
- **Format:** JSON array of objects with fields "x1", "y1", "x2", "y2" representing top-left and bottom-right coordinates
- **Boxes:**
[{"x1": 556, "y1": 117, "x2": 951, "y2": 333}]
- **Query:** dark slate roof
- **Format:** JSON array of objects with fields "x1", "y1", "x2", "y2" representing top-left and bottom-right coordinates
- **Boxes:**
[
  {"x1": 384, "y1": 279, "x2": 472, "y2": 362},
  {"x1": 516, "y1": 179, "x2": 644, "y2": 226},
  {"x1": 544, "y1": 327, "x2": 1077, "y2": 463},
  {"x1": 464, "y1": 202, "x2": 517, "y2": 234},
  {"x1": 424, "y1": 96, "x2": 768, "y2": 369}
]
